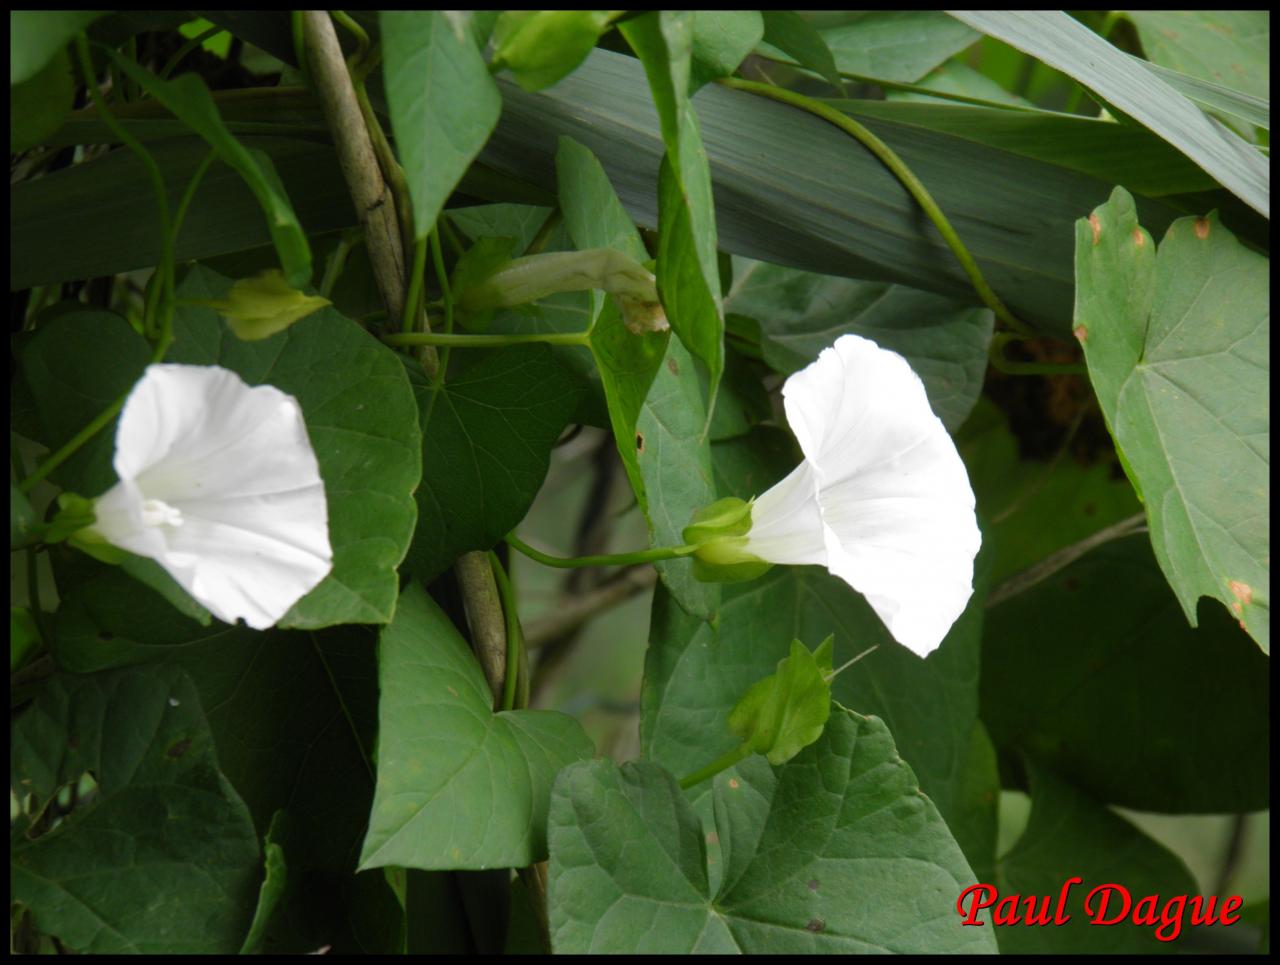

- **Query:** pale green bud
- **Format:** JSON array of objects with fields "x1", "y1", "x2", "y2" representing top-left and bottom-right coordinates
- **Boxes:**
[{"x1": 196, "y1": 270, "x2": 330, "y2": 341}]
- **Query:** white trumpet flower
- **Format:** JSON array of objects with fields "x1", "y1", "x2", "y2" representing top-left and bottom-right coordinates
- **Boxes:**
[
  {"x1": 691, "y1": 334, "x2": 980, "y2": 657},
  {"x1": 85, "y1": 364, "x2": 332, "y2": 630}
]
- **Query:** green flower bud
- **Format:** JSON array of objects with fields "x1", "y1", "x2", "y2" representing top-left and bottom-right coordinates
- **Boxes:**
[
  {"x1": 728, "y1": 636, "x2": 834, "y2": 765},
  {"x1": 491, "y1": 10, "x2": 622, "y2": 91},
  {"x1": 195, "y1": 270, "x2": 330, "y2": 341}
]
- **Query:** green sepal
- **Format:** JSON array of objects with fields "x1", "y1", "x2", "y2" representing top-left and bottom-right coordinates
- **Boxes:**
[
  {"x1": 727, "y1": 637, "x2": 833, "y2": 765},
  {"x1": 66, "y1": 531, "x2": 128, "y2": 566},
  {"x1": 491, "y1": 10, "x2": 622, "y2": 91},
  {"x1": 682, "y1": 495, "x2": 753, "y2": 544},
  {"x1": 684, "y1": 496, "x2": 771, "y2": 582},
  {"x1": 691, "y1": 551, "x2": 772, "y2": 584},
  {"x1": 42, "y1": 492, "x2": 100, "y2": 546}
]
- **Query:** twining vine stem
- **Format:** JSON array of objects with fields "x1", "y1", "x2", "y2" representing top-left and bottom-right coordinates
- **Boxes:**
[
  {"x1": 302, "y1": 11, "x2": 508, "y2": 716},
  {"x1": 718, "y1": 76, "x2": 1035, "y2": 339}
]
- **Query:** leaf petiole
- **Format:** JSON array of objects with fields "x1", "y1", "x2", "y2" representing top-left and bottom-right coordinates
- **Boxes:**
[
  {"x1": 505, "y1": 534, "x2": 698, "y2": 570},
  {"x1": 677, "y1": 743, "x2": 754, "y2": 791}
]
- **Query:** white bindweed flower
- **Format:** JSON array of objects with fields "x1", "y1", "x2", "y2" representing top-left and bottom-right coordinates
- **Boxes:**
[
  {"x1": 85, "y1": 364, "x2": 333, "y2": 630},
  {"x1": 690, "y1": 334, "x2": 980, "y2": 658}
]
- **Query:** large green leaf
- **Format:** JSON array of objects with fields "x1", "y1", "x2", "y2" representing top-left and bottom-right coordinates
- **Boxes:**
[
  {"x1": 949, "y1": 11, "x2": 1268, "y2": 218},
  {"x1": 49, "y1": 556, "x2": 395, "y2": 950},
  {"x1": 798, "y1": 11, "x2": 978, "y2": 83},
  {"x1": 359, "y1": 584, "x2": 594, "y2": 871},
  {"x1": 621, "y1": 12, "x2": 725, "y2": 407},
  {"x1": 548, "y1": 709, "x2": 995, "y2": 953},
  {"x1": 983, "y1": 535, "x2": 1269, "y2": 813},
  {"x1": 1125, "y1": 11, "x2": 1269, "y2": 102},
  {"x1": 555, "y1": 136, "x2": 670, "y2": 501},
  {"x1": 994, "y1": 762, "x2": 1199, "y2": 953},
  {"x1": 480, "y1": 47, "x2": 1202, "y2": 335},
  {"x1": 690, "y1": 10, "x2": 763, "y2": 91},
  {"x1": 724, "y1": 256, "x2": 993, "y2": 431},
  {"x1": 405, "y1": 345, "x2": 580, "y2": 582},
  {"x1": 9, "y1": 10, "x2": 104, "y2": 84},
  {"x1": 1075, "y1": 188, "x2": 1269, "y2": 652},
  {"x1": 635, "y1": 338, "x2": 719, "y2": 619},
  {"x1": 10, "y1": 665, "x2": 260, "y2": 953},
  {"x1": 759, "y1": 11, "x2": 843, "y2": 93},
  {"x1": 108, "y1": 55, "x2": 312, "y2": 286},
  {"x1": 643, "y1": 555, "x2": 995, "y2": 876},
  {"x1": 382, "y1": 10, "x2": 502, "y2": 239},
  {"x1": 11, "y1": 49, "x2": 74, "y2": 153},
  {"x1": 491, "y1": 10, "x2": 620, "y2": 92}
]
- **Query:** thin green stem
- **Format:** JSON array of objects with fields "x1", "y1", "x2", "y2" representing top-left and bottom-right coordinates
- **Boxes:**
[
  {"x1": 427, "y1": 226, "x2": 454, "y2": 365},
  {"x1": 385, "y1": 330, "x2": 590, "y2": 349},
  {"x1": 718, "y1": 76, "x2": 1034, "y2": 337},
  {"x1": 758, "y1": 55, "x2": 1042, "y2": 113},
  {"x1": 142, "y1": 270, "x2": 163, "y2": 340},
  {"x1": 488, "y1": 552, "x2": 524, "y2": 713},
  {"x1": 440, "y1": 216, "x2": 466, "y2": 258},
  {"x1": 402, "y1": 236, "x2": 428, "y2": 334},
  {"x1": 330, "y1": 10, "x2": 371, "y2": 70},
  {"x1": 25, "y1": 547, "x2": 51, "y2": 663},
  {"x1": 354, "y1": 78, "x2": 413, "y2": 251},
  {"x1": 506, "y1": 534, "x2": 697, "y2": 570},
  {"x1": 155, "y1": 150, "x2": 217, "y2": 360},
  {"x1": 75, "y1": 33, "x2": 173, "y2": 338},
  {"x1": 989, "y1": 332, "x2": 1085, "y2": 376},
  {"x1": 320, "y1": 228, "x2": 363, "y2": 300},
  {"x1": 123, "y1": 36, "x2": 140, "y2": 102},
  {"x1": 19, "y1": 395, "x2": 127, "y2": 494},
  {"x1": 171, "y1": 149, "x2": 216, "y2": 250},
  {"x1": 290, "y1": 11, "x2": 309, "y2": 85},
  {"x1": 523, "y1": 208, "x2": 563, "y2": 256},
  {"x1": 678, "y1": 743, "x2": 754, "y2": 791},
  {"x1": 159, "y1": 25, "x2": 227, "y2": 80}
]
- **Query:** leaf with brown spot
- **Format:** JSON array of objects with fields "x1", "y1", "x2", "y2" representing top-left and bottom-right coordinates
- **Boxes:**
[{"x1": 1075, "y1": 187, "x2": 1269, "y2": 652}]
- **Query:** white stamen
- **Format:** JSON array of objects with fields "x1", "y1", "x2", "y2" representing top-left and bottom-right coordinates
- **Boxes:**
[{"x1": 140, "y1": 498, "x2": 184, "y2": 528}]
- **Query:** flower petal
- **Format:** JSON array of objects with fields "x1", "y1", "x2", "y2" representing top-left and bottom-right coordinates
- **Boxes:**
[
  {"x1": 150, "y1": 505, "x2": 332, "y2": 630},
  {"x1": 781, "y1": 334, "x2": 980, "y2": 656},
  {"x1": 740, "y1": 459, "x2": 827, "y2": 566},
  {"x1": 102, "y1": 363, "x2": 332, "y2": 628},
  {"x1": 89, "y1": 477, "x2": 167, "y2": 559}
]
